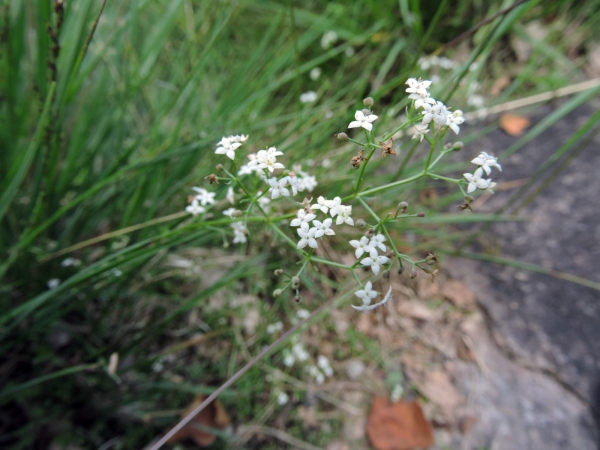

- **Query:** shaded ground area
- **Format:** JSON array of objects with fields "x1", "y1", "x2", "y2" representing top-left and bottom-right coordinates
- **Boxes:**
[{"x1": 446, "y1": 101, "x2": 600, "y2": 448}]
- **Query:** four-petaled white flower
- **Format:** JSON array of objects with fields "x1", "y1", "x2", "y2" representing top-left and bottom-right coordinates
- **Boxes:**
[
  {"x1": 463, "y1": 167, "x2": 491, "y2": 193},
  {"x1": 267, "y1": 178, "x2": 290, "y2": 199},
  {"x1": 352, "y1": 285, "x2": 392, "y2": 312},
  {"x1": 222, "y1": 207, "x2": 236, "y2": 217},
  {"x1": 290, "y1": 209, "x2": 316, "y2": 230},
  {"x1": 471, "y1": 151, "x2": 501, "y2": 175},
  {"x1": 226, "y1": 187, "x2": 235, "y2": 204},
  {"x1": 348, "y1": 110, "x2": 378, "y2": 131},
  {"x1": 311, "y1": 196, "x2": 331, "y2": 214},
  {"x1": 286, "y1": 175, "x2": 303, "y2": 196},
  {"x1": 231, "y1": 222, "x2": 248, "y2": 244},
  {"x1": 352, "y1": 281, "x2": 378, "y2": 309},
  {"x1": 335, "y1": 205, "x2": 354, "y2": 226},
  {"x1": 313, "y1": 218, "x2": 335, "y2": 237},
  {"x1": 349, "y1": 236, "x2": 377, "y2": 259},
  {"x1": 411, "y1": 123, "x2": 429, "y2": 142},
  {"x1": 192, "y1": 187, "x2": 216, "y2": 205},
  {"x1": 297, "y1": 227, "x2": 319, "y2": 249},
  {"x1": 446, "y1": 110, "x2": 465, "y2": 135},
  {"x1": 422, "y1": 101, "x2": 449, "y2": 126},
  {"x1": 297, "y1": 171, "x2": 318, "y2": 192},
  {"x1": 215, "y1": 137, "x2": 242, "y2": 160},
  {"x1": 485, "y1": 181, "x2": 497, "y2": 194},
  {"x1": 186, "y1": 198, "x2": 206, "y2": 216},
  {"x1": 405, "y1": 78, "x2": 436, "y2": 109},
  {"x1": 370, "y1": 233, "x2": 387, "y2": 252},
  {"x1": 360, "y1": 255, "x2": 389, "y2": 275}
]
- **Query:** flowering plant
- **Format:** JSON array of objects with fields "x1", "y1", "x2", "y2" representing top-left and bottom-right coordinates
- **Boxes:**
[{"x1": 185, "y1": 78, "x2": 502, "y2": 312}]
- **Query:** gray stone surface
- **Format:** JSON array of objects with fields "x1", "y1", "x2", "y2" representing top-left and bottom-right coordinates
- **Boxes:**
[{"x1": 447, "y1": 101, "x2": 600, "y2": 448}]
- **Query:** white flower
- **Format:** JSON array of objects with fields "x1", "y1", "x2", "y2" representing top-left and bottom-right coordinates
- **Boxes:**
[
  {"x1": 446, "y1": 110, "x2": 465, "y2": 135},
  {"x1": 485, "y1": 181, "x2": 497, "y2": 194},
  {"x1": 300, "y1": 91, "x2": 318, "y2": 103},
  {"x1": 317, "y1": 355, "x2": 333, "y2": 377},
  {"x1": 61, "y1": 257, "x2": 81, "y2": 267},
  {"x1": 321, "y1": 30, "x2": 337, "y2": 49},
  {"x1": 471, "y1": 151, "x2": 502, "y2": 175},
  {"x1": 228, "y1": 134, "x2": 248, "y2": 143},
  {"x1": 267, "y1": 178, "x2": 290, "y2": 199},
  {"x1": 267, "y1": 321, "x2": 283, "y2": 334},
  {"x1": 292, "y1": 343, "x2": 309, "y2": 361},
  {"x1": 231, "y1": 222, "x2": 248, "y2": 244},
  {"x1": 463, "y1": 167, "x2": 491, "y2": 193},
  {"x1": 311, "y1": 196, "x2": 331, "y2": 214},
  {"x1": 312, "y1": 218, "x2": 335, "y2": 237},
  {"x1": 297, "y1": 171, "x2": 317, "y2": 192},
  {"x1": 308, "y1": 365, "x2": 325, "y2": 384},
  {"x1": 422, "y1": 101, "x2": 448, "y2": 126},
  {"x1": 349, "y1": 236, "x2": 377, "y2": 259},
  {"x1": 286, "y1": 175, "x2": 303, "y2": 196},
  {"x1": 47, "y1": 278, "x2": 61, "y2": 289},
  {"x1": 411, "y1": 123, "x2": 429, "y2": 142},
  {"x1": 290, "y1": 209, "x2": 316, "y2": 230},
  {"x1": 192, "y1": 187, "x2": 216, "y2": 206},
  {"x1": 238, "y1": 164, "x2": 258, "y2": 176},
  {"x1": 352, "y1": 285, "x2": 392, "y2": 312},
  {"x1": 226, "y1": 187, "x2": 235, "y2": 204},
  {"x1": 334, "y1": 205, "x2": 354, "y2": 226},
  {"x1": 360, "y1": 255, "x2": 389, "y2": 275},
  {"x1": 297, "y1": 309, "x2": 310, "y2": 320},
  {"x1": 327, "y1": 197, "x2": 343, "y2": 217},
  {"x1": 370, "y1": 233, "x2": 387, "y2": 252},
  {"x1": 348, "y1": 110, "x2": 378, "y2": 131},
  {"x1": 276, "y1": 390, "x2": 289, "y2": 405},
  {"x1": 297, "y1": 227, "x2": 319, "y2": 249},
  {"x1": 310, "y1": 67, "x2": 322, "y2": 80},
  {"x1": 353, "y1": 280, "x2": 378, "y2": 304},
  {"x1": 186, "y1": 198, "x2": 206, "y2": 216},
  {"x1": 405, "y1": 78, "x2": 435, "y2": 109},
  {"x1": 283, "y1": 349, "x2": 295, "y2": 367},
  {"x1": 215, "y1": 137, "x2": 242, "y2": 160},
  {"x1": 222, "y1": 207, "x2": 236, "y2": 217},
  {"x1": 256, "y1": 191, "x2": 272, "y2": 212}
]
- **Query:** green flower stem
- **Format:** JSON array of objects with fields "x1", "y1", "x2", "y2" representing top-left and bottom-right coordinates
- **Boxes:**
[
  {"x1": 424, "y1": 140, "x2": 436, "y2": 171},
  {"x1": 354, "y1": 171, "x2": 425, "y2": 198},
  {"x1": 426, "y1": 172, "x2": 461, "y2": 184}
]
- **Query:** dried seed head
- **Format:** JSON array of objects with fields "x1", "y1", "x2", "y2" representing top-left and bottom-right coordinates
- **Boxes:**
[
  {"x1": 294, "y1": 294, "x2": 302, "y2": 303},
  {"x1": 379, "y1": 138, "x2": 396, "y2": 158},
  {"x1": 205, "y1": 174, "x2": 219, "y2": 184},
  {"x1": 426, "y1": 252, "x2": 439, "y2": 265}
]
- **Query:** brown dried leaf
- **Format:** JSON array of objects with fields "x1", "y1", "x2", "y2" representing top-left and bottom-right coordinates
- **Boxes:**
[
  {"x1": 499, "y1": 113, "x2": 530, "y2": 136},
  {"x1": 490, "y1": 76, "x2": 510, "y2": 97},
  {"x1": 168, "y1": 395, "x2": 230, "y2": 447},
  {"x1": 366, "y1": 397, "x2": 434, "y2": 450},
  {"x1": 441, "y1": 280, "x2": 476, "y2": 309},
  {"x1": 418, "y1": 371, "x2": 465, "y2": 412}
]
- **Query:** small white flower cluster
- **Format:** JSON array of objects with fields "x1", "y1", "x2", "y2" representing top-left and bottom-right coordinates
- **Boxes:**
[
  {"x1": 282, "y1": 337, "x2": 310, "y2": 367},
  {"x1": 214, "y1": 134, "x2": 248, "y2": 160},
  {"x1": 418, "y1": 55, "x2": 457, "y2": 71},
  {"x1": 266, "y1": 321, "x2": 283, "y2": 334},
  {"x1": 291, "y1": 196, "x2": 354, "y2": 250},
  {"x1": 307, "y1": 355, "x2": 333, "y2": 384},
  {"x1": 268, "y1": 172, "x2": 317, "y2": 200},
  {"x1": 300, "y1": 91, "x2": 318, "y2": 103},
  {"x1": 405, "y1": 78, "x2": 465, "y2": 135},
  {"x1": 390, "y1": 383, "x2": 404, "y2": 402},
  {"x1": 320, "y1": 30, "x2": 337, "y2": 49},
  {"x1": 349, "y1": 233, "x2": 388, "y2": 275},
  {"x1": 248, "y1": 147, "x2": 285, "y2": 173},
  {"x1": 352, "y1": 282, "x2": 393, "y2": 312},
  {"x1": 231, "y1": 222, "x2": 248, "y2": 244},
  {"x1": 186, "y1": 186, "x2": 216, "y2": 216},
  {"x1": 273, "y1": 388, "x2": 289, "y2": 405},
  {"x1": 464, "y1": 152, "x2": 501, "y2": 194},
  {"x1": 61, "y1": 257, "x2": 81, "y2": 267}
]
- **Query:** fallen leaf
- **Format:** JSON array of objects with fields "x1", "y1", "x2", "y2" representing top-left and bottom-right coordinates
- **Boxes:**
[
  {"x1": 490, "y1": 76, "x2": 510, "y2": 97},
  {"x1": 168, "y1": 394, "x2": 230, "y2": 447},
  {"x1": 418, "y1": 371, "x2": 465, "y2": 412},
  {"x1": 366, "y1": 397, "x2": 434, "y2": 450},
  {"x1": 499, "y1": 113, "x2": 530, "y2": 136},
  {"x1": 441, "y1": 280, "x2": 476, "y2": 309}
]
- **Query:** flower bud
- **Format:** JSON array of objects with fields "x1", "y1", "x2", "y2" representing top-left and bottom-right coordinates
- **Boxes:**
[
  {"x1": 363, "y1": 97, "x2": 374, "y2": 107},
  {"x1": 366, "y1": 228, "x2": 374, "y2": 237},
  {"x1": 336, "y1": 132, "x2": 349, "y2": 141},
  {"x1": 356, "y1": 219, "x2": 367, "y2": 228},
  {"x1": 291, "y1": 276, "x2": 300, "y2": 289},
  {"x1": 294, "y1": 294, "x2": 302, "y2": 303},
  {"x1": 283, "y1": 169, "x2": 290, "y2": 175},
  {"x1": 216, "y1": 164, "x2": 224, "y2": 171},
  {"x1": 382, "y1": 270, "x2": 390, "y2": 279},
  {"x1": 361, "y1": 108, "x2": 371, "y2": 115},
  {"x1": 397, "y1": 266, "x2": 405, "y2": 275},
  {"x1": 417, "y1": 212, "x2": 425, "y2": 218},
  {"x1": 274, "y1": 269, "x2": 284, "y2": 276},
  {"x1": 452, "y1": 141, "x2": 464, "y2": 151},
  {"x1": 398, "y1": 201, "x2": 408, "y2": 213},
  {"x1": 410, "y1": 270, "x2": 417, "y2": 279},
  {"x1": 273, "y1": 289, "x2": 283, "y2": 297},
  {"x1": 231, "y1": 210, "x2": 242, "y2": 217},
  {"x1": 465, "y1": 195, "x2": 474, "y2": 203}
]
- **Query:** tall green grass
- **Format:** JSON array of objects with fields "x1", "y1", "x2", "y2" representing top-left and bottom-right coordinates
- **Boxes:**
[{"x1": 1, "y1": 0, "x2": 599, "y2": 447}]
